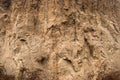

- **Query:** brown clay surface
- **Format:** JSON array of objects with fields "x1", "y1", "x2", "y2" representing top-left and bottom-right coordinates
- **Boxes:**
[{"x1": 0, "y1": 0, "x2": 120, "y2": 80}]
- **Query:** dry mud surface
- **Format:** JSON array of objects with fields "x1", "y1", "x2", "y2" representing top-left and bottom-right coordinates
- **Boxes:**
[{"x1": 0, "y1": 0, "x2": 120, "y2": 80}]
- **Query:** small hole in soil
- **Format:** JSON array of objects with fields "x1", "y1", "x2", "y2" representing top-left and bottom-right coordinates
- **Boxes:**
[
  {"x1": 20, "y1": 39, "x2": 26, "y2": 42},
  {"x1": 64, "y1": 8, "x2": 69, "y2": 11},
  {"x1": 84, "y1": 27, "x2": 95, "y2": 33},
  {"x1": 36, "y1": 57, "x2": 47, "y2": 65},
  {"x1": 63, "y1": 58, "x2": 72, "y2": 64}
]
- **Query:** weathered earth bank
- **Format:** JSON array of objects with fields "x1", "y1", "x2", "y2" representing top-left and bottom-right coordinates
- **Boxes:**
[{"x1": 0, "y1": 0, "x2": 120, "y2": 80}]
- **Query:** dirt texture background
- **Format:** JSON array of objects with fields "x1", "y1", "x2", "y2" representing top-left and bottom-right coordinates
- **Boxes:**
[{"x1": 0, "y1": 0, "x2": 120, "y2": 80}]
